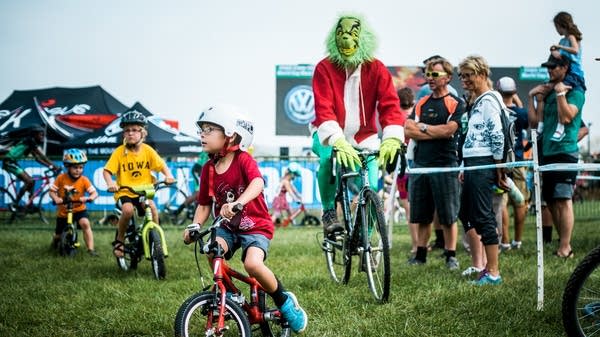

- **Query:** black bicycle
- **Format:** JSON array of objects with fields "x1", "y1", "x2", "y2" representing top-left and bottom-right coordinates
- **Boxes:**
[
  {"x1": 321, "y1": 149, "x2": 391, "y2": 303},
  {"x1": 563, "y1": 245, "x2": 600, "y2": 336}
]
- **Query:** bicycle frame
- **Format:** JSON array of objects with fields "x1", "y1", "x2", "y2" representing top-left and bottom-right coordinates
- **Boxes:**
[
  {"x1": 121, "y1": 185, "x2": 170, "y2": 259},
  {"x1": 3, "y1": 168, "x2": 56, "y2": 206},
  {"x1": 336, "y1": 151, "x2": 377, "y2": 239}
]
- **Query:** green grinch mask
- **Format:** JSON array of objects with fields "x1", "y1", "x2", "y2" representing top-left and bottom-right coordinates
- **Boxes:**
[
  {"x1": 336, "y1": 18, "x2": 360, "y2": 57},
  {"x1": 326, "y1": 14, "x2": 376, "y2": 69}
]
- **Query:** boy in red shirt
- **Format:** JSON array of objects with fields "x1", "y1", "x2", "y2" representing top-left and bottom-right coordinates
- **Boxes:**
[{"x1": 183, "y1": 104, "x2": 307, "y2": 334}]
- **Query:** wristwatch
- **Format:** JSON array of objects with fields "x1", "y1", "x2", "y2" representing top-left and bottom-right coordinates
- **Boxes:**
[{"x1": 419, "y1": 123, "x2": 428, "y2": 133}]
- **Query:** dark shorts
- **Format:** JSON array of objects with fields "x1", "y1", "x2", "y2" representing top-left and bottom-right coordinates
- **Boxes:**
[
  {"x1": 542, "y1": 154, "x2": 578, "y2": 201},
  {"x1": 54, "y1": 210, "x2": 90, "y2": 234},
  {"x1": 409, "y1": 164, "x2": 460, "y2": 225},
  {"x1": 216, "y1": 227, "x2": 271, "y2": 262},
  {"x1": 2, "y1": 159, "x2": 23, "y2": 176},
  {"x1": 117, "y1": 196, "x2": 145, "y2": 217}
]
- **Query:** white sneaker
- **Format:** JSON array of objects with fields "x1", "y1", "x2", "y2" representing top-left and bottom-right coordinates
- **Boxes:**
[
  {"x1": 461, "y1": 266, "x2": 482, "y2": 277},
  {"x1": 511, "y1": 240, "x2": 522, "y2": 249}
]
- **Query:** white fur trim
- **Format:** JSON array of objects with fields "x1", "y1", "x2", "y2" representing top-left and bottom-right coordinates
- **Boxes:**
[
  {"x1": 317, "y1": 121, "x2": 344, "y2": 146},
  {"x1": 356, "y1": 134, "x2": 380, "y2": 151},
  {"x1": 382, "y1": 125, "x2": 405, "y2": 143}
]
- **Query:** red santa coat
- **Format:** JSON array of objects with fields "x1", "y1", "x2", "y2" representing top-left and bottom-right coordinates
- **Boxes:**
[{"x1": 312, "y1": 58, "x2": 405, "y2": 150}]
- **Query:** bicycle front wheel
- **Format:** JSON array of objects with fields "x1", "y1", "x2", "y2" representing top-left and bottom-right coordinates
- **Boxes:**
[
  {"x1": 174, "y1": 292, "x2": 251, "y2": 337},
  {"x1": 59, "y1": 228, "x2": 78, "y2": 257},
  {"x1": 148, "y1": 229, "x2": 166, "y2": 280},
  {"x1": 563, "y1": 245, "x2": 600, "y2": 337},
  {"x1": 156, "y1": 185, "x2": 188, "y2": 225},
  {"x1": 359, "y1": 188, "x2": 390, "y2": 303}
]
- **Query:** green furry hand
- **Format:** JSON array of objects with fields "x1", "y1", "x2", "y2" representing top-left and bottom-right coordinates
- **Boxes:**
[
  {"x1": 378, "y1": 138, "x2": 401, "y2": 167},
  {"x1": 333, "y1": 138, "x2": 361, "y2": 171}
]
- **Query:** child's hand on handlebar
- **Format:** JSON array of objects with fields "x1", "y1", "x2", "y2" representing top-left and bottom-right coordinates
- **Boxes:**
[
  {"x1": 107, "y1": 184, "x2": 118, "y2": 193},
  {"x1": 165, "y1": 177, "x2": 176, "y2": 185},
  {"x1": 183, "y1": 223, "x2": 201, "y2": 245},
  {"x1": 220, "y1": 202, "x2": 243, "y2": 220}
]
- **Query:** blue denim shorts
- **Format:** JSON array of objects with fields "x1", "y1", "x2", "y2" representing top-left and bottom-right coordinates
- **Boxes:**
[{"x1": 216, "y1": 227, "x2": 271, "y2": 262}]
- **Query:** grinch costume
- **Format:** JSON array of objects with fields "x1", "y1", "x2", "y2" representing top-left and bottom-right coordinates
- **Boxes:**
[{"x1": 312, "y1": 15, "x2": 406, "y2": 232}]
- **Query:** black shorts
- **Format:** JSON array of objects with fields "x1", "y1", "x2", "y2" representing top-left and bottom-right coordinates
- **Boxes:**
[
  {"x1": 117, "y1": 196, "x2": 145, "y2": 217},
  {"x1": 54, "y1": 210, "x2": 90, "y2": 234},
  {"x1": 542, "y1": 153, "x2": 578, "y2": 201}
]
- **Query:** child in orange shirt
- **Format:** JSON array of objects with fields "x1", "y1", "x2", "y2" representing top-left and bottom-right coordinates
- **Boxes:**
[{"x1": 49, "y1": 149, "x2": 98, "y2": 256}]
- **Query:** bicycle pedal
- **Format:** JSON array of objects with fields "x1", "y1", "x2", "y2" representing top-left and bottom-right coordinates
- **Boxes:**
[{"x1": 74, "y1": 242, "x2": 81, "y2": 248}]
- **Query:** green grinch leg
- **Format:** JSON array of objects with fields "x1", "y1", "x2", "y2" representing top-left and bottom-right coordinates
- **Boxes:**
[{"x1": 312, "y1": 132, "x2": 336, "y2": 211}]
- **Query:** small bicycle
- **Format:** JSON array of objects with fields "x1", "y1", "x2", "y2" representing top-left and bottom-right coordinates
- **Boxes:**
[
  {"x1": 274, "y1": 202, "x2": 320, "y2": 228},
  {"x1": 55, "y1": 186, "x2": 88, "y2": 257},
  {"x1": 0, "y1": 167, "x2": 60, "y2": 224},
  {"x1": 562, "y1": 244, "x2": 600, "y2": 336},
  {"x1": 111, "y1": 182, "x2": 170, "y2": 280},
  {"x1": 321, "y1": 149, "x2": 391, "y2": 303},
  {"x1": 174, "y1": 204, "x2": 291, "y2": 337}
]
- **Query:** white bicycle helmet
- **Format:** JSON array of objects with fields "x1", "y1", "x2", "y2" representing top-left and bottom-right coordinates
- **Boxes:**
[{"x1": 196, "y1": 104, "x2": 254, "y2": 151}]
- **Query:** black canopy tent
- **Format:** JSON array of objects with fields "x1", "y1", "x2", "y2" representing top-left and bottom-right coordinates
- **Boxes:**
[
  {"x1": 0, "y1": 86, "x2": 128, "y2": 155},
  {"x1": 62, "y1": 103, "x2": 201, "y2": 158}
]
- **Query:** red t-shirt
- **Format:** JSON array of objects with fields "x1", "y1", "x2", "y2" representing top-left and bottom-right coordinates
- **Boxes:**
[{"x1": 197, "y1": 151, "x2": 274, "y2": 239}]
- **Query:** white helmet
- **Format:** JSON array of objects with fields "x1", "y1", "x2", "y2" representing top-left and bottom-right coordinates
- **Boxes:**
[{"x1": 196, "y1": 104, "x2": 254, "y2": 151}]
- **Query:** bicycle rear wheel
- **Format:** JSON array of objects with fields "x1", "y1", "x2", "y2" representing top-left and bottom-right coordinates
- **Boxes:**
[
  {"x1": 174, "y1": 292, "x2": 251, "y2": 337},
  {"x1": 156, "y1": 185, "x2": 188, "y2": 225},
  {"x1": 0, "y1": 187, "x2": 17, "y2": 223},
  {"x1": 300, "y1": 214, "x2": 320, "y2": 227},
  {"x1": 148, "y1": 229, "x2": 166, "y2": 280},
  {"x1": 563, "y1": 245, "x2": 600, "y2": 337},
  {"x1": 323, "y1": 230, "x2": 349, "y2": 284},
  {"x1": 359, "y1": 188, "x2": 390, "y2": 303},
  {"x1": 115, "y1": 226, "x2": 140, "y2": 271},
  {"x1": 258, "y1": 289, "x2": 292, "y2": 337}
]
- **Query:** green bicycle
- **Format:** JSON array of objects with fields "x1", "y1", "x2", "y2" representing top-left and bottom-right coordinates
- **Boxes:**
[{"x1": 111, "y1": 182, "x2": 170, "y2": 280}]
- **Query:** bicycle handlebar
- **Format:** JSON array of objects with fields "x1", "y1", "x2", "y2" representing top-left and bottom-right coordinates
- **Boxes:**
[
  {"x1": 112, "y1": 181, "x2": 175, "y2": 196},
  {"x1": 186, "y1": 203, "x2": 243, "y2": 246}
]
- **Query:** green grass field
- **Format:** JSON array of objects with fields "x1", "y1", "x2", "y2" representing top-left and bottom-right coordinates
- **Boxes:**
[{"x1": 0, "y1": 212, "x2": 594, "y2": 337}]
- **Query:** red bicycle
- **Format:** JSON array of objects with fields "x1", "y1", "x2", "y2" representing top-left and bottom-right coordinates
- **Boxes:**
[
  {"x1": 274, "y1": 202, "x2": 320, "y2": 228},
  {"x1": 174, "y1": 205, "x2": 291, "y2": 337},
  {"x1": 0, "y1": 168, "x2": 59, "y2": 224}
]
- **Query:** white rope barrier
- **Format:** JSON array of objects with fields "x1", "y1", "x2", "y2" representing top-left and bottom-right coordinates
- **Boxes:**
[{"x1": 386, "y1": 130, "x2": 600, "y2": 311}]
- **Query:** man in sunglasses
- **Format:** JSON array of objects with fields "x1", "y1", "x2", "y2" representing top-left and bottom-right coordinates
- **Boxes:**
[
  {"x1": 416, "y1": 55, "x2": 458, "y2": 102},
  {"x1": 404, "y1": 58, "x2": 465, "y2": 270},
  {"x1": 527, "y1": 54, "x2": 585, "y2": 259}
]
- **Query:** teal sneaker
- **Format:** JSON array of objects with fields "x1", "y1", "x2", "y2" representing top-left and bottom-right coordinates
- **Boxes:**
[
  {"x1": 280, "y1": 292, "x2": 307, "y2": 334},
  {"x1": 470, "y1": 272, "x2": 502, "y2": 286}
]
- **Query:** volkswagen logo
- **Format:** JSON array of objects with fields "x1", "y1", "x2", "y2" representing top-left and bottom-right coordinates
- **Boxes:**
[{"x1": 283, "y1": 85, "x2": 314, "y2": 124}]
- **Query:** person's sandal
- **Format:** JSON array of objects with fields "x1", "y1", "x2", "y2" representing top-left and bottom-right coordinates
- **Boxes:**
[{"x1": 112, "y1": 240, "x2": 125, "y2": 258}]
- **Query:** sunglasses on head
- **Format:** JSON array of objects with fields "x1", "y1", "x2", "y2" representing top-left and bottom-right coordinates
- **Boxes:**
[{"x1": 546, "y1": 64, "x2": 558, "y2": 70}]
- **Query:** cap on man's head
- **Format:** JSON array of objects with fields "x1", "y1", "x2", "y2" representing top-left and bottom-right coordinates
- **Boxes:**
[
  {"x1": 541, "y1": 54, "x2": 571, "y2": 68},
  {"x1": 496, "y1": 77, "x2": 517, "y2": 93}
]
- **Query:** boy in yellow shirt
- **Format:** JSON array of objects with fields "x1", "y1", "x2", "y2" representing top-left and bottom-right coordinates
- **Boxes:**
[{"x1": 102, "y1": 110, "x2": 175, "y2": 258}]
